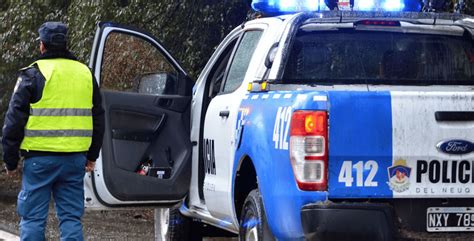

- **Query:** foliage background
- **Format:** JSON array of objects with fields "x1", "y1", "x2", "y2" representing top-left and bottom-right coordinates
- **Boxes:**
[
  {"x1": 0, "y1": 0, "x2": 251, "y2": 131},
  {"x1": 0, "y1": 0, "x2": 473, "y2": 134}
]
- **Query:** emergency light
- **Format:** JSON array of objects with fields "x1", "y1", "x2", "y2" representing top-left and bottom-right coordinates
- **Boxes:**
[
  {"x1": 251, "y1": 0, "x2": 324, "y2": 13},
  {"x1": 251, "y1": 0, "x2": 420, "y2": 13}
]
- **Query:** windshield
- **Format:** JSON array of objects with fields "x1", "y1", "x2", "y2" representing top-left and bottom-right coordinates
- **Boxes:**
[{"x1": 283, "y1": 30, "x2": 474, "y2": 85}]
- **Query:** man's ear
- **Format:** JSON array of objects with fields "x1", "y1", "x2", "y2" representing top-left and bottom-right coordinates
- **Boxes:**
[{"x1": 39, "y1": 41, "x2": 46, "y2": 54}]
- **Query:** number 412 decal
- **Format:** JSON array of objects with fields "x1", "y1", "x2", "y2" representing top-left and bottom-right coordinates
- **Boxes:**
[
  {"x1": 273, "y1": 107, "x2": 292, "y2": 150},
  {"x1": 338, "y1": 160, "x2": 379, "y2": 187}
]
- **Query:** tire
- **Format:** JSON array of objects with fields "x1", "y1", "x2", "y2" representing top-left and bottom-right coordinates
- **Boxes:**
[
  {"x1": 239, "y1": 189, "x2": 275, "y2": 241},
  {"x1": 157, "y1": 207, "x2": 202, "y2": 241}
]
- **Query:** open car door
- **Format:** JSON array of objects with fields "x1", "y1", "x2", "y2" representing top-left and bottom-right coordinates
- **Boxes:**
[{"x1": 85, "y1": 22, "x2": 193, "y2": 207}]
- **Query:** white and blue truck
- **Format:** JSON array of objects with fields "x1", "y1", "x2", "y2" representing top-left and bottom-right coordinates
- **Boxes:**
[{"x1": 83, "y1": 0, "x2": 474, "y2": 240}]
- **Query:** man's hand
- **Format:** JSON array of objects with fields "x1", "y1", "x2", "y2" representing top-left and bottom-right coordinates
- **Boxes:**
[
  {"x1": 6, "y1": 168, "x2": 20, "y2": 178},
  {"x1": 85, "y1": 160, "x2": 96, "y2": 173}
]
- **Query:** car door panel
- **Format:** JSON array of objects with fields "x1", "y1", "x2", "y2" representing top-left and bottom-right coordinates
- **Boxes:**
[
  {"x1": 110, "y1": 110, "x2": 165, "y2": 142},
  {"x1": 202, "y1": 29, "x2": 264, "y2": 221},
  {"x1": 101, "y1": 89, "x2": 191, "y2": 201},
  {"x1": 85, "y1": 22, "x2": 193, "y2": 207}
]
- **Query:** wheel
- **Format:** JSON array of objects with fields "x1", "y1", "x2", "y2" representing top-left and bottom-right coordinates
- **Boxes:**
[
  {"x1": 239, "y1": 189, "x2": 274, "y2": 241},
  {"x1": 155, "y1": 207, "x2": 202, "y2": 241}
]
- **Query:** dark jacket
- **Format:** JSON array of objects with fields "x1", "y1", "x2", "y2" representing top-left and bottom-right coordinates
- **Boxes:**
[{"x1": 2, "y1": 50, "x2": 105, "y2": 171}]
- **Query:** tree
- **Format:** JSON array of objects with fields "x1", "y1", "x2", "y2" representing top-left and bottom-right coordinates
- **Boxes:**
[{"x1": 0, "y1": 1, "x2": 250, "y2": 132}]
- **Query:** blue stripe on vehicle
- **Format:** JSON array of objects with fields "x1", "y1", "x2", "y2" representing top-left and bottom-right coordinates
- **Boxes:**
[
  {"x1": 232, "y1": 90, "x2": 394, "y2": 239},
  {"x1": 233, "y1": 90, "x2": 329, "y2": 240},
  {"x1": 327, "y1": 91, "x2": 393, "y2": 198}
]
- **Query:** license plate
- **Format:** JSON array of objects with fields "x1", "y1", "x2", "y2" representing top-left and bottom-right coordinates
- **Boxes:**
[{"x1": 427, "y1": 207, "x2": 474, "y2": 232}]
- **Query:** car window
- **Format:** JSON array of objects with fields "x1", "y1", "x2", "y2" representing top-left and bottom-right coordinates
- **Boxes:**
[
  {"x1": 222, "y1": 30, "x2": 263, "y2": 93},
  {"x1": 100, "y1": 31, "x2": 177, "y2": 93},
  {"x1": 283, "y1": 30, "x2": 474, "y2": 85},
  {"x1": 208, "y1": 39, "x2": 238, "y2": 98}
]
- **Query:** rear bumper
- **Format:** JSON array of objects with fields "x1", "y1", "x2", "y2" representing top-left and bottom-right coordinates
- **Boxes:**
[
  {"x1": 301, "y1": 203, "x2": 395, "y2": 241},
  {"x1": 301, "y1": 201, "x2": 474, "y2": 241}
]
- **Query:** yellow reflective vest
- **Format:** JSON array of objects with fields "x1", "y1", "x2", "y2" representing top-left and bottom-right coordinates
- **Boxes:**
[{"x1": 20, "y1": 58, "x2": 94, "y2": 152}]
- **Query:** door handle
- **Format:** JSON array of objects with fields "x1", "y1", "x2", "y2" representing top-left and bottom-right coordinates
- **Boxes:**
[
  {"x1": 435, "y1": 111, "x2": 474, "y2": 122},
  {"x1": 219, "y1": 110, "x2": 230, "y2": 118}
]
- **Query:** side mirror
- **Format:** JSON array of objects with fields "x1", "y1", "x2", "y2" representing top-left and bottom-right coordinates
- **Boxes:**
[
  {"x1": 265, "y1": 43, "x2": 279, "y2": 69},
  {"x1": 136, "y1": 73, "x2": 176, "y2": 95}
]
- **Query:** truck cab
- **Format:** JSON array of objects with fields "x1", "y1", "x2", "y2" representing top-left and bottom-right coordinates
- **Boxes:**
[{"x1": 84, "y1": 2, "x2": 474, "y2": 240}]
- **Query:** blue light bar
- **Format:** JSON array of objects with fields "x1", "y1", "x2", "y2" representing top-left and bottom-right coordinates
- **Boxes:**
[
  {"x1": 357, "y1": 0, "x2": 375, "y2": 10},
  {"x1": 251, "y1": 0, "x2": 422, "y2": 13},
  {"x1": 383, "y1": 0, "x2": 405, "y2": 11},
  {"x1": 252, "y1": 0, "x2": 327, "y2": 13}
]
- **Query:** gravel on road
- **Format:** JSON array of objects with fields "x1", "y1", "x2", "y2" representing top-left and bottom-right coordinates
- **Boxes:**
[
  {"x1": 0, "y1": 169, "x2": 237, "y2": 241},
  {"x1": 1, "y1": 168, "x2": 158, "y2": 240}
]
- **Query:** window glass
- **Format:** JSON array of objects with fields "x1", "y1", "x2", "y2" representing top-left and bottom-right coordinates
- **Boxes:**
[
  {"x1": 208, "y1": 39, "x2": 237, "y2": 98},
  {"x1": 284, "y1": 31, "x2": 474, "y2": 85},
  {"x1": 223, "y1": 30, "x2": 263, "y2": 93},
  {"x1": 100, "y1": 32, "x2": 177, "y2": 92}
]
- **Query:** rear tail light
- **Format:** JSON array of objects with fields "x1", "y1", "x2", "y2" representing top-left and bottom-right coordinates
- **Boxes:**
[{"x1": 290, "y1": 111, "x2": 328, "y2": 191}]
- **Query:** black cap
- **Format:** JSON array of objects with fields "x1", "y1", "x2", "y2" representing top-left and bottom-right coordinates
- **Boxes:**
[{"x1": 37, "y1": 22, "x2": 68, "y2": 46}]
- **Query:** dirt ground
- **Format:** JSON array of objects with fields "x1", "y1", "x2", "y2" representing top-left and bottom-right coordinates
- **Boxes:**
[
  {"x1": 0, "y1": 168, "x2": 156, "y2": 240},
  {"x1": 0, "y1": 168, "x2": 238, "y2": 241}
]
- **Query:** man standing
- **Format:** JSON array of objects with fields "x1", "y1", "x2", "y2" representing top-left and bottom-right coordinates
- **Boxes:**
[{"x1": 2, "y1": 22, "x2": 105, "y2": 240}]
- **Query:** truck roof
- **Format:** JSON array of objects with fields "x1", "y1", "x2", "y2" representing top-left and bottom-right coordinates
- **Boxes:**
[{"x1": 252, "y1": 11, "x2": 474, "y2": 31}]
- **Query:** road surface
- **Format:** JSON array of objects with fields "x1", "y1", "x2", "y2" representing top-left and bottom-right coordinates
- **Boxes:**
[{"x1": 0, "y1": 229, "x2": 19, "y2": 241}]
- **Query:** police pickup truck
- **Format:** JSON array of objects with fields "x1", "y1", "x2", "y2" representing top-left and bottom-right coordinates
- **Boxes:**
[{"x1": 84, "y1": 0, "x2": 474, "y2": 240}]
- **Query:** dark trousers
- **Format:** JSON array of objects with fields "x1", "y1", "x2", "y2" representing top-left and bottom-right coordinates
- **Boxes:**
[{"x1": 17, "y1": 153, "x2": 86, "y2": 241}]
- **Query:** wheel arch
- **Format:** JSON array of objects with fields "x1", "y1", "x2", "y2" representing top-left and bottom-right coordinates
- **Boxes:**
[{"x1": 233, "y1": 155, "x2": 258, "y2": 223}]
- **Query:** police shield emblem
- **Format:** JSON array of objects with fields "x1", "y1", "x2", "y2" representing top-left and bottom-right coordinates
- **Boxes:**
[{"x1": 387, "y1": 159, "x2": 411, "y2": 193}]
